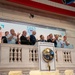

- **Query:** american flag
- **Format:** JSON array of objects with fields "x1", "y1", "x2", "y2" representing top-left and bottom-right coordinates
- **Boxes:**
[{"x1": 7, "y1": 0, "x2": 75, "y2": 17}]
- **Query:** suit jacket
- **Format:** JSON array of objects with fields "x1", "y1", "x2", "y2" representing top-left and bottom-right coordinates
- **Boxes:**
[
  {"x1": 38, "y1": 40, "x2": 46, "y2": 42},
  {"x1": 20, "y1": 35, "x2": 31, "y2": 45},
  {"x1": 47, "y1": 39, "x2": 53, "y2": 42},
  {"x1": 2, "y1": 36, "x2": 7, "y2": 43},
  {"x1": 30, "y1": 35, "x2": 36, "y2": 45}
]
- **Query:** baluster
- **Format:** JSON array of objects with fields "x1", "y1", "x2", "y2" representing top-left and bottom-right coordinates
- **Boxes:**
[{"x1": 31, "y1": 50, "x2": 33, "y2": 61}]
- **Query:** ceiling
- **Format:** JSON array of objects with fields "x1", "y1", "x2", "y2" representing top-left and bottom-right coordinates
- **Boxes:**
[
  {"x1": 6, "y1": 0, "x2": 75, "y2": 17},
  {"x1": 0, "y1": 0, "x2": 75, "y2": 22}
]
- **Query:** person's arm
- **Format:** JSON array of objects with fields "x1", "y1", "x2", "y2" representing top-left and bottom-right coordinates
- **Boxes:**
[
  {"x1": 65, "y1": 41, "x2": 70, "y2": 46},
  {"x1": 52, "y1": 39, "x2": 54, "y2": 42},
  {"x1": 27, "y1": 36, "x2": 30, "y2": 42},
  {"x1": 7, "y1": 35, "x2": 13, "y2": 41},
  {"x1": 1, "y1": 36, "x2": 3, "y2": 43}
]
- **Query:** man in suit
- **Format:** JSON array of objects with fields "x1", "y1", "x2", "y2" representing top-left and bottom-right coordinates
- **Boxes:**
[
  {"x1": 1, "y1": 31, "x2": 9, "y2": 43},
  {"x1": 7, "y1": 29, "x2": 17, "y2": 44},
  {"x1": 47, "y1": 34, "x2": 57, "y2": 47},
  {"x1": 38, "y1": 35, "x2": 46, "y2": 42},
  {"x1": 54, "y1": 35, "x2": 61, "y2": 48},
  {"x1": 30, "y1": 31, "x2": 36, "y2": 45},
  {"x1": 20, "y1": 31, "x2": 30, "y2": 45}
]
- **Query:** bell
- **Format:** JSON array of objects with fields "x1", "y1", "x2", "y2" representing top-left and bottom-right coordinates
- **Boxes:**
[{"x1": 42, "y1": 48, "x2": 54, "y2": 71}]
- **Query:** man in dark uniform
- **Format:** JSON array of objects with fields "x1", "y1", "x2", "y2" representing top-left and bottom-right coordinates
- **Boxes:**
[
  {"x1": 47, "y1": 34, "x2": 57, "y2": 47},
  {"x1": 20, "y1": 31, "x2": 30, "y2": 45}
]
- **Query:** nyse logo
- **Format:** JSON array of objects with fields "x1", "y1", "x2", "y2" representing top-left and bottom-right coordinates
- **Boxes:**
[
  {"x1": 27, "y1": 26, "x2": 36, "y2": 35},
  {"x1": 0, "y1": 24, "x2": 4, "y2": 30}
]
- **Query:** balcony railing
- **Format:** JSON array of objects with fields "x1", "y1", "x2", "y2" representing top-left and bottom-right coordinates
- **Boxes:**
[{"x1": 0, "y1": 43, "x2": 75, "y2": 75}]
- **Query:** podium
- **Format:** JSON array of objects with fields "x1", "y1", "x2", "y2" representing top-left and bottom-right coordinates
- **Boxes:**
[
  {"x1": 35, "y1": 42, "x2": 56, "y2": 71},
  {"x1": 30, "y1": 42, "x2": 56, "y2": 75}
]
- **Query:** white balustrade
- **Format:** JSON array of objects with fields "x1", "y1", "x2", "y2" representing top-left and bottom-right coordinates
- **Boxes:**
[{"x1": 0, "y1": 43, "x2": 75, "y2": 75}]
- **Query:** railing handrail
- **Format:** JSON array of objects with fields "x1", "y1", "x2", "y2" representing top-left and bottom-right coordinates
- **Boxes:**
[{"x1": 0, "y1": 43, "x2": 74, "y2": 51}]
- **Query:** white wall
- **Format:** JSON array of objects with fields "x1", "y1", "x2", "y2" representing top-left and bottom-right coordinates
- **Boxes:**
[
  {"x1": 0, "y1": 21, "x2": 66, "y2": 39},
  {"x1": 0, "y1": 7, "x2": 75, "y2": 47}
]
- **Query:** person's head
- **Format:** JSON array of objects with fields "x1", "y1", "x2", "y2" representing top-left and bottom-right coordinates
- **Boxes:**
[
  {"x1": 32, "y1": 31, "x2": 36, "y2": 35},
  {"x1": 49, "y1": 34, "x2": 53, "y2": 39},
  {"x1": 22, "y1": 31, "x2": 27, "y2": 36},
  {"x1": 63, "y1": 36, "x2": 67, "y2": 41},
  {"x1": 40, "y1": 35, "x2": 44, "y2": 40},
  {"x1": 10, "y1": 29, "x2": 15, "y2": 35},
  {"x1": 5, "y1": 31, "x2": 9, "y2": 36},
  {"x1": 55, "y1": 35, "x2": 59, "y2": 40}
]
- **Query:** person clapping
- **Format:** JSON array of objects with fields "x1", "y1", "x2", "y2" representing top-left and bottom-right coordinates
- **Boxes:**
[
  {"x1": 47, "y1": 34, "x2": 57, "y2": 47},
  {"x1": 7, "y1": 29, "x2": 17, "y2": 44}
]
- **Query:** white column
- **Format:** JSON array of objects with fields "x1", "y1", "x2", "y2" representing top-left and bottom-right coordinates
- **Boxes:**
[{"x1": 57, "y1": 50, "x2": 63, "y2": 63}]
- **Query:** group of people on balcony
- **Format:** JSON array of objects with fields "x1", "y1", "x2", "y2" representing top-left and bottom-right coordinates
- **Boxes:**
[{"x1": 1, "y1": 29, "x2": 70, "y2": 48}]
